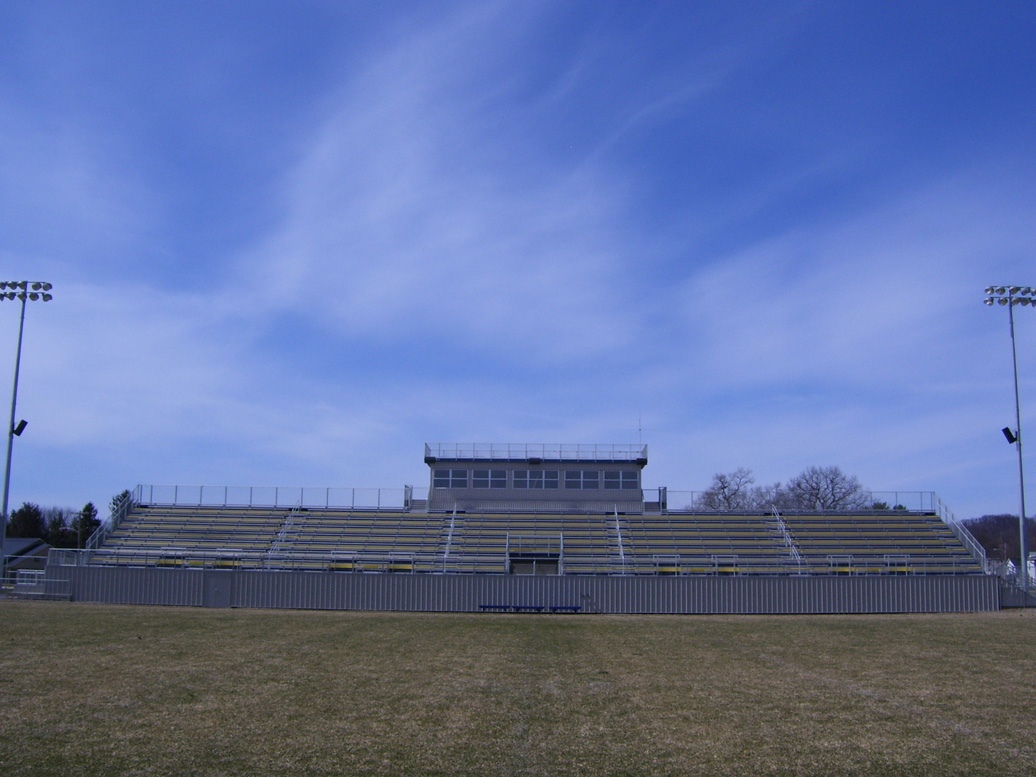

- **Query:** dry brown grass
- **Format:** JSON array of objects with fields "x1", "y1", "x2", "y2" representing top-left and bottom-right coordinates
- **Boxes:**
[{"x1": 0, "y1": 601, "x2": 1034, "y2": 776}]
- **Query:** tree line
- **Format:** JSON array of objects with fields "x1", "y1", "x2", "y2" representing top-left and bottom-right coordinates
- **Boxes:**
[
  {"x1": 4, "y1": 491, "x2": 131, "y2": 550},
  {"x1": 5, "y1": 501, "x2": 102, "y2": 549},
  {"x1": 699, "y1": 465, "x2": 876, "y2": 511},
  {"x1": 960, "y1": 514, "x2": 1036, "y2": 566}
]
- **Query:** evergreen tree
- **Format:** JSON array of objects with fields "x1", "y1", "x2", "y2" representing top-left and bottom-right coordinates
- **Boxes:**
[
  {"x1": 72, "y1": 502, "x2": 101, "y2": 548},
  {"x1": 7, "y1": 502, "x2": 45, "y2": 539}
]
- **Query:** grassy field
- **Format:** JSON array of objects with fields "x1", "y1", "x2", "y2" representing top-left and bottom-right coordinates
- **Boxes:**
[{"x1": 0, "y1": 602, "x2": 1034, "y2": 776}]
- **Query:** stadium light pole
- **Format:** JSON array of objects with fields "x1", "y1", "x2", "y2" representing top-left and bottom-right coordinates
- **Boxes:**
[
  {"x1": 0, "y1": 281, "x2": 53, "y2": 581},
  {"x1": 984, "y1": 285, "x2": 1035, "y2": 597}
]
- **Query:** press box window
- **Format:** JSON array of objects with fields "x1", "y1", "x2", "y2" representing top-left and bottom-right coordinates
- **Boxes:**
[
  {"x1": 513, "y1": 470, "x2": 559, "y2": 489},
  {"x1": 472, "y1": 469, "x2": 507, "y2": 489},
  {"x1": 565, "y1": 470, "x2": 600, "y2": 489},
  {"x1": 433, "y1": 469, "x2": 468, "y2": 488},
  {"x1": 604, "y1": 471, "x2": 640, "y2": 490}
]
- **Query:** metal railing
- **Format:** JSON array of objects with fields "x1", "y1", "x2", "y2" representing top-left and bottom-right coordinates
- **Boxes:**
[
  {"x1": 425, "y1": 443, "x2": 648, "y2": 462},
  {"x1": 127, "y1": 484, "x2": 954, "y2": 516},
  {"x1": 9, "y1": 569, "x2": 71, "y2": 599},
  {"x1": 133, "y1": 484, "x2": 422, "y2": 510}
]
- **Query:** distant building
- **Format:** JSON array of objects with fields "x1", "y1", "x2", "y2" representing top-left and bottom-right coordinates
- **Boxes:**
[{"x1": 4, "y1": 537, "x2": 50, "y2": 575}]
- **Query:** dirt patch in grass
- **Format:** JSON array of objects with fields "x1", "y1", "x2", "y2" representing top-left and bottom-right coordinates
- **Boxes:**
[{"x1": 0, "y1": 603, "x2": 1034, "y2": 776}]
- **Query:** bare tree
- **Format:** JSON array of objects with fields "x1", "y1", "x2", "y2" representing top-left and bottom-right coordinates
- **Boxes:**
[
  {"x1": 751, "y1": 481, "x2": 788, "y2": 511},
  {"x1": 700, "y1": 469, "x2": 759, "y2": 510},
  {"x1": 784, "y1": 465, "x2": 868, "y2": 510}
]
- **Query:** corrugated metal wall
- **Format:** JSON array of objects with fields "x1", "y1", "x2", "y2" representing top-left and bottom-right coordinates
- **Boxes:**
[{"x1": 48, "y1": 566, "x2": 1001, "y2": 613}]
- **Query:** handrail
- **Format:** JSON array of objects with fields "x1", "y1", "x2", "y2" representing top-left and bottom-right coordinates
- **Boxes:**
[
  {"x1": 613, "y1": 508, "x2": 626, "y2": 567},
  {"x1": 934, "y1": 494, "x2": 989, "y2": 572},
  {"x1": 85, "y1": 490, "x2": 135, "y2": 550},
  {"x1": 266, "y1": 502, "x2": 302, "y2": 565},
  {"x1": 771, "y1": 508, "x2": 803, "y2": 569},
  {"x1": 442, "y1": 508, "x2": 458, "y2": 573}
]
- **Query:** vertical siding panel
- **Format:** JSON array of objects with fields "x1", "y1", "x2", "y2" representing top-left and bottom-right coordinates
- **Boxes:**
[{"x1": 58, "y1": 567, "x2": 1001, "y2": 614}]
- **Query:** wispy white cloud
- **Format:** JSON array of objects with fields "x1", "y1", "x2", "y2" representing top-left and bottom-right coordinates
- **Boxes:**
[
  {"x1": 673, "y1": 170, "x2": 1035, "y2": 393},
  {"x1": 235, "y1": 5, "x2": 648, "y2": 367}
]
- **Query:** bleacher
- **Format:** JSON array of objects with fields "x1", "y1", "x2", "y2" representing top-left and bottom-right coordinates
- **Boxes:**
[
  {"x1": 82, "y1": 444, "x2": 989, "y2": 580},
  {"x1": 623, "y1": 513, "x2": 801, "y2": 575},
  {"x1": 88, "y1": 502, "x2": 984, "y2": 577},
  {"x1": 780, "y1": 512, "x2": 984, "y2": 575},
  {"x1": 92, "y1": 505, "x2": 452, "y2": 573},
  {"x1": 91, "y1": 505, "x2": 286, "y2": 568},
  {"x1": 270, "y1": 509, "x2": 449, "y2": 573}
]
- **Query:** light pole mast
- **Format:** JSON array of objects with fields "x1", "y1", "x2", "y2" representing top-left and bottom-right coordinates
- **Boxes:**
[
  {"x1": 984, "y1": 285, "x2": 1034, "y2": 595},
  {"x1": 0, "y1": 281, "x2": 53, "y2": 579}
]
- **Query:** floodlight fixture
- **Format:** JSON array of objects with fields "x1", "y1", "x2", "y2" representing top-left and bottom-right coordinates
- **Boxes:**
[
  {"x1": 0, "y1": 281, "x2": 54, "y2": 580},
  {"x1": 984, "y1": 284, "x2": 1035, "y2": 597},
  {"x1": 985, "y1": 286, "x2": 1036, "y2": 309}
]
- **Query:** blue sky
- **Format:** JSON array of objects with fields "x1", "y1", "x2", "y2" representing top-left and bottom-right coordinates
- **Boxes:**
[{"x1": 1, "y1": 1, "x2": 1034, "y2": 520}]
